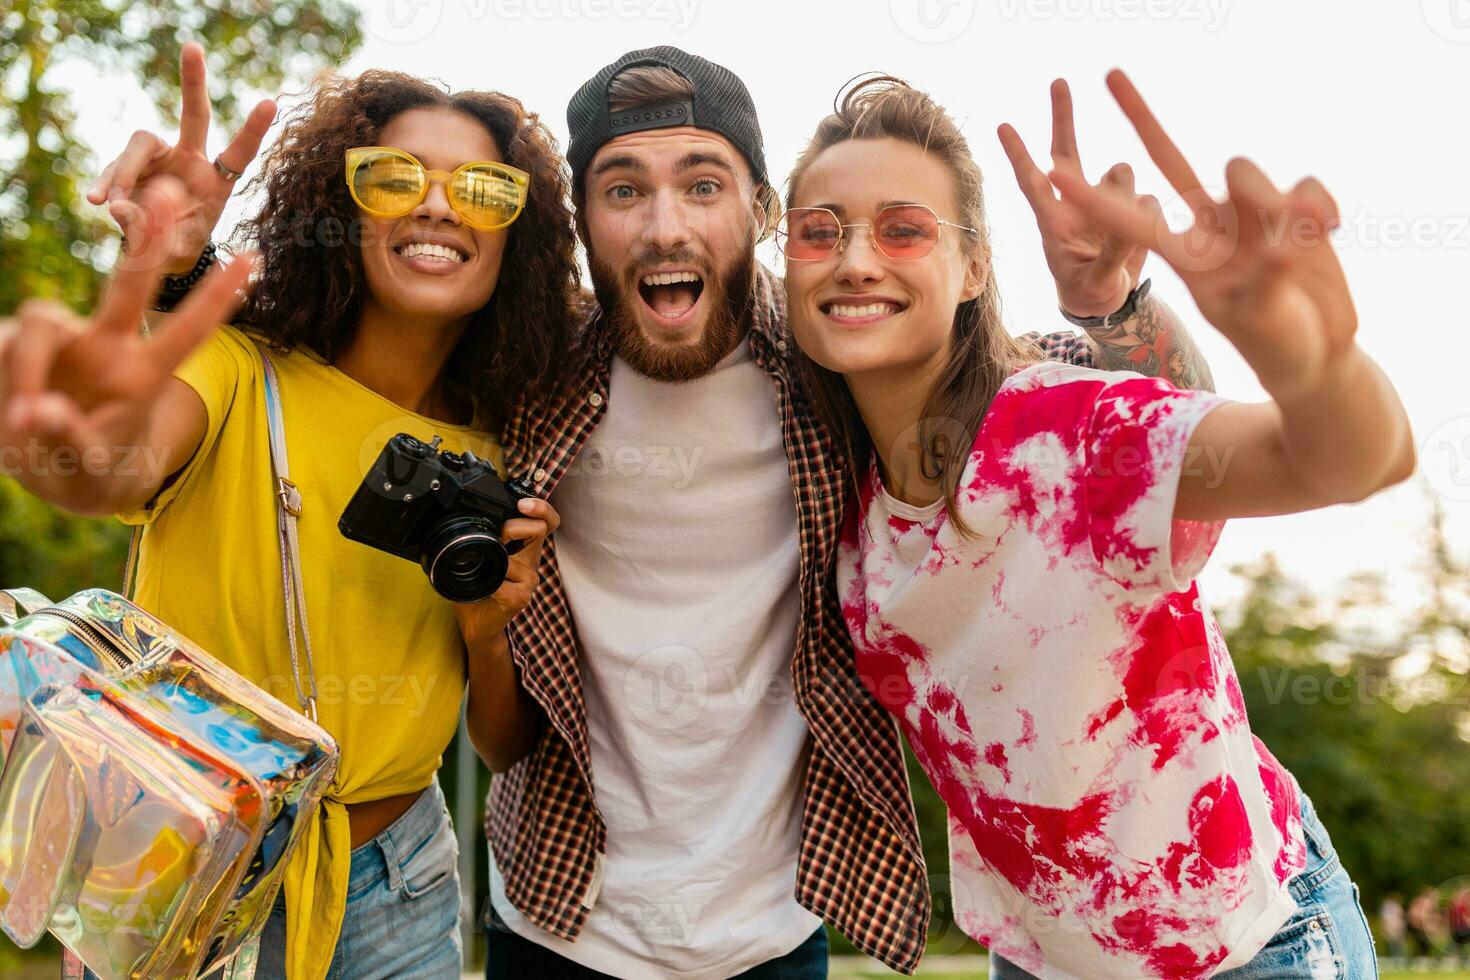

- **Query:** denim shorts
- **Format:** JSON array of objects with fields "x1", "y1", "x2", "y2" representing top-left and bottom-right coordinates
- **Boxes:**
[
  {"x1": 990, "y1": 793, "x2": 1378, "y2": 979},
  {"x1": 254, "y1": 778, "x2": 465, "y2": 980}
]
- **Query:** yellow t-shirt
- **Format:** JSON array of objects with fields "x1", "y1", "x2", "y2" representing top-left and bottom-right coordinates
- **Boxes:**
[{"x1": 119, "y1": 323, "x2": 503, "y2": 980}]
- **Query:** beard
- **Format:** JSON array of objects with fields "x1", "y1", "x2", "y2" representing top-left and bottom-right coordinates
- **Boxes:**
[{"x1": 588, "y1": 233, "x2": 757, "y2": 384}]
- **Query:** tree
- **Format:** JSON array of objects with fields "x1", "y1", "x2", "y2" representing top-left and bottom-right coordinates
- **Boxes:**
[
  {"x1": 1225, "y1": 540, "x2": 1470, "y2": 916},
  {"x1": 0, "y1": 0, "x2": 364, "y2": 314}
]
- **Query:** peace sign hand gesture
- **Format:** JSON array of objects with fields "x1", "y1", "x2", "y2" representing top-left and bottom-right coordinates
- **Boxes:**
[
  {"x1": 0, "y1": 180, "x2": 257, "y2": 514},
  {"x1": 1047, "y1": 71, "x2": 1355, "y2": 401},
  {"x1": 999, "y1": 79, "x2": 1155, "y2": 318},
  {"x1": 85, "y1": 42, "x2": 276, "y2": 276}
]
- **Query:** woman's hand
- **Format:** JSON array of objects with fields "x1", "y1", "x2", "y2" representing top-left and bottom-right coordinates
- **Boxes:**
[
  {"x1": 85, "y1": 42, "x2": 276, "y2": 275},
  {"x1": 0, "y1": 180, "x2": 256, "y2": 513},
  {"x1": 453, "y1": 497, "x2": 561, "y2": 642},
  {"x1": 1046, "y1": 70, "x2": 1356, "y2": 402},
  {"x1": 999, "y1": 79, "x2": 1153, "y2": 318}
]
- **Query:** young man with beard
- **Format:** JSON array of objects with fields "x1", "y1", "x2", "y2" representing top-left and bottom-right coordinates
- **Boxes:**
[{"x1": 482, "y1": 47, "x2": 1215, "y2": 978}]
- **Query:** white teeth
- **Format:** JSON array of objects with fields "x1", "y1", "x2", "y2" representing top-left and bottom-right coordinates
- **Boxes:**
[
  {"x1": 827, "y1": 303, "x2": 900, "y2": 319},
  {"x1": 640, "y1": 271, "x2": 702, "y2": 287},
  {"x1": 398, "y1": 242, "x2": 466, "y2": 263}
]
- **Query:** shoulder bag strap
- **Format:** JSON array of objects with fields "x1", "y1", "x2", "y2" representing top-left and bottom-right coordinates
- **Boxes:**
[{"x1": 252, "y1": 341, "x2": 320, "y2": 723}]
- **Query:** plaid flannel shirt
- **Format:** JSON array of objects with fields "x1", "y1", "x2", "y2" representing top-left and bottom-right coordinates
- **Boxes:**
[{"x1": 485, "y1": 266, "x2": 1095, "y2": 975}]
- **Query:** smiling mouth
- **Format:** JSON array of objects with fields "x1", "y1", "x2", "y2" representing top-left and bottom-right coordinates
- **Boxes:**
[
  {"x1": 821, "y1": 300, "x2": 906, "y2": 322},
  {"x1": 394, "y1": 241, "x2": 469, "y2": 265},
  {"x1": 638, "y1": 270, "x2": 705, "y2": 320}
]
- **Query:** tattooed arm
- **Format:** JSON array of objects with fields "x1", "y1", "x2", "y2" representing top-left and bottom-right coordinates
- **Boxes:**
[
  {"x1": 1000, "y1": 78, "x2": 1215, "y2": 391},
  {"x1": 1079, "y1": 293, "x2": 1215, "y2": 391}
]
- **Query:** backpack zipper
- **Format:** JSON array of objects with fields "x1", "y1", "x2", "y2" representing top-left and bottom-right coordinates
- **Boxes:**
[{"x1": 30, "y1": 607, "x2": 136, "y2": 673}]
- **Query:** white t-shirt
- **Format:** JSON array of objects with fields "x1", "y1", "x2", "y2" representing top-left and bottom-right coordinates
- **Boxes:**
[
  {"x1": 839, "y1": 362, "x2": 1307, "y2": 980},
  {"x1": 490, "y1": 341, "x2": 821, "y2": 978}
]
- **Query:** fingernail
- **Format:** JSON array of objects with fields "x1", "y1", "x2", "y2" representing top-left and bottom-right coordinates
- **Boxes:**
[{"x1": 518, "y1": 498, "x2": 536, "y2": 513}]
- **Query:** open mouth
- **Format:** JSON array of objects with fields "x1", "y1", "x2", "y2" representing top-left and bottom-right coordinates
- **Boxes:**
[
  {"x1": 820, "y1": 300, "x2": 907, "y2": 324},
  {"x1": 393, "y1": 241, "x2": 469, "y2": 265},
  {"x1": 637, "y1": 270, "x2": 705, "y2": 323}
]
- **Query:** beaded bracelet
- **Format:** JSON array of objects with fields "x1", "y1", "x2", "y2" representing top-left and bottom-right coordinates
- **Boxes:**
[{"x1": 152, "y1": 241, "x2": 219, "y2": 312}]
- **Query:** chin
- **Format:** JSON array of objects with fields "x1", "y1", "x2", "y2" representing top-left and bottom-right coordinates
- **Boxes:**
[
  {"x1": 634, "y1": 306, "x2": 709, "y2": 347},
  {"x1": 810, "y1": 332, "x2": 908, "y2": 377},
  {"x1": 391, "y1": 282, "x2": 489, "y2": 320}
]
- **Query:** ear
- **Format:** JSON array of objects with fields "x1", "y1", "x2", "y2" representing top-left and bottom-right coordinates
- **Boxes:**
[
  {"x1": 961, "y1": 248, "x2": 989, "y2": 303},
  {"x1": 751, "y1": 184, "x2": 778, "y2": 242}
]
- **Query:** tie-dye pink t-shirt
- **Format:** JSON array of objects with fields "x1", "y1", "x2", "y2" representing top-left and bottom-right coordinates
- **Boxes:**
[{"x1": 839, "y1": 361, "x2": 1308, "y2": 979}]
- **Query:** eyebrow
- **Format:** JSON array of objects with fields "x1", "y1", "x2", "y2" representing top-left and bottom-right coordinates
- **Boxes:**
[
  {"x1": 396, "y1": 148, "x2": 499, "y2": 169},
  {"x1": 676, "y1": 151, "x2": 737, "y2": 177},
  {"x1": 589, "y1": 155, "x2": 647, "y2": 181},
  {"x1": 806, "y1": 199, "x2": 925, "y2": 218}
]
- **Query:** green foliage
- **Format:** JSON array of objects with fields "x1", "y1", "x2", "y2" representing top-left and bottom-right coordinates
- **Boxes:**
[
  {"x1": 1229, "y1": 500, "x2": 1470, "y2": 909},
  {"x1": 0, "y1": 0, "x2": 364, "y2": 313},
  {"x1": 0, "y1": 476, "x2": 130, "y2": 598}
]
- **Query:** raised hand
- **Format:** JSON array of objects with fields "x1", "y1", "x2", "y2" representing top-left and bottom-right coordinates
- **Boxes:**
[
  {"x1": 999, "y1": 79, "x2": 1154, "y2": 318},
  {"x1": 0, "y1": 180, "x2": 257, "y2": 513},
  {"x1": 85, "y1": 42, "x2": 276, "y2": 275},
  {"x1": 1047, "y1": 71, "x2": 1354, "y2": 400}
]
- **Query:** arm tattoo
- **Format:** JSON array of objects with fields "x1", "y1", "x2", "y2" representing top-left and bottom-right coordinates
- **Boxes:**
[{"x1": 1081, "y1": 294, "x2": 1216, "y2": 392}]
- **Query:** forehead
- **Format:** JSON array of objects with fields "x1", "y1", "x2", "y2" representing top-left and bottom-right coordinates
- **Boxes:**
[
  {"x1": 587, "y1": 126, "x2": 750, "y2": 183},
  {"x1": 377, "y1": 106, "x2": 503, "y2": 167},
  {"x1": 793, "y1": 137, "x2": 960, "y2": 214}
]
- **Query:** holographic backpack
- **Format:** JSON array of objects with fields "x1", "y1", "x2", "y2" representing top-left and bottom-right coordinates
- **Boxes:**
[{"x1": 0, "y1": 344, "x2": 338, "y2": 979}]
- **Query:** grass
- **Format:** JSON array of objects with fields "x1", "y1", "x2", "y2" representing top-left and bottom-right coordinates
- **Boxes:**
[
  {"x1": 832, "y1": 974, "x2": 1470, "y2": 979},
  {"x1": 829, "y1": 965, "x2": 1470, "y2": 979}
]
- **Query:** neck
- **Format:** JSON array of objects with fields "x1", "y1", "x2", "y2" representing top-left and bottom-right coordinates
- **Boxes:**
[
  {"x1": 847, "y1": 349, "x2": 951, "y2": 508},
  {"x1": 338, "y1": 300, "x2": 470, "y2": 424}
]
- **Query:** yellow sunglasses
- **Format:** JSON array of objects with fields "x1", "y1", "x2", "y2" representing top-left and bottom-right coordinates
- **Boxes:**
[{"x1": 344, "y1": 146, "x2": 530, "y2": 231}]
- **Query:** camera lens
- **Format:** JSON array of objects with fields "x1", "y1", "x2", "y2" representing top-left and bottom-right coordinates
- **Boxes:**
[{"x1": 421, "y1": 515, "x2": 510, "y2": 603}]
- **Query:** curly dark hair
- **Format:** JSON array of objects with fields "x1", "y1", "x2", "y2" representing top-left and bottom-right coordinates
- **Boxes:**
[{"x1": 231, "y1": 70, "x2": 580, "y2": 430}]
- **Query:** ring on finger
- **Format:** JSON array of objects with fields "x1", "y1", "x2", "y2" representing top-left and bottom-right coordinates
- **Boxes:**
[{"x1": 213, "y1": 157, "x2": 244, "y2": 182}]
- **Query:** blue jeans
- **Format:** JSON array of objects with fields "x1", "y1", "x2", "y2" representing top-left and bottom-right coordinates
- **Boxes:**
[
  {"x1": 991, "y1": 793, "x2": 1377, "y2": 979},
  {"x1": 484, "y1": 906, "x2": 829, "y2": 979},
  {"x1": 256, "y1": 779, "x2": 464, "y2": 979}
]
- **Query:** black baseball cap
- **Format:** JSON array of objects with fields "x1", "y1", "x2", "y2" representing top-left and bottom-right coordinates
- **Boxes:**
[{"x1": 566, "y1": 46, "x2": 770, "y2": 191}]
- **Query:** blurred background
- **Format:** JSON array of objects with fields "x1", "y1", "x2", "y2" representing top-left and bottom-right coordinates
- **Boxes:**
[{"x1": 2, "y1": 0, "x2": 1468, "y2": 976}]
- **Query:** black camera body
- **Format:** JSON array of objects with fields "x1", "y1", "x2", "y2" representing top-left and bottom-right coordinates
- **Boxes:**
[{"x1": 339, "y1": 433, "x2": 537, "y2": 602}]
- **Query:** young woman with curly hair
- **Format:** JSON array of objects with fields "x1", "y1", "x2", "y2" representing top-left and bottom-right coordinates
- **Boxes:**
[{"x1": 0, "y1": 43, "x2": 579, "y2": 979}]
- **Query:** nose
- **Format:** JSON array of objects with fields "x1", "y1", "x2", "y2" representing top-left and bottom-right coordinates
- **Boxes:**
[
  {"x1": 411, "y1": 176, "x2": 461, "y2": 226},
  {"x1": 833, "y1": 224, "x2": 886, "y2": 287},
  {"x1": 643, "y1": 189, "x2": 693, "y2": 255}
]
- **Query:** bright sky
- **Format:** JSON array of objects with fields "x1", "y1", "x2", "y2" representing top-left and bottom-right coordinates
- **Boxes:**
[{"x1": 53, "y1": 0, "x2": 1470, "y2": 622}]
